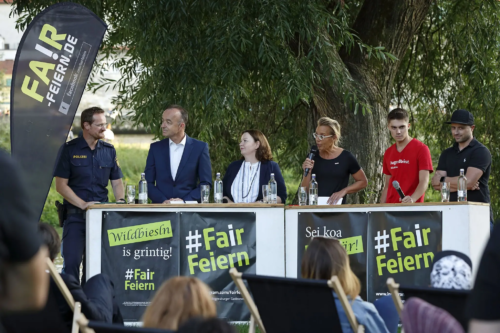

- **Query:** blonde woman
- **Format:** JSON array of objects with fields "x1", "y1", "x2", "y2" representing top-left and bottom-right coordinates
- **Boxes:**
[
  {"x1": 302, "y1": 237, "x2": 389, "y2": 333},
  {"x1": 301, "y1": 117, "x2": 367, "y2": 204},
  {"x1": 142, "y1": 277, "x2": 217, "y2": 330}
]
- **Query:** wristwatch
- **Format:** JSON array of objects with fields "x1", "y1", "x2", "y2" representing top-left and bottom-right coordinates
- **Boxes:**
[{"x1": 440, "y1": 176, "x2": 445, "y2": 183}]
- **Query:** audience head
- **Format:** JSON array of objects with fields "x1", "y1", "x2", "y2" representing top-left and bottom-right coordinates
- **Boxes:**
[
  {"x1": 142, "y1": 276, "x2": 216, "y2": 330},
  {"x1": 240, "y1": 129, "x2": 273, "y2": 162},
  {"x1": 38, "y1": 222, "x2": 61, "y2": 262},
  {"x1": 161, "y1": 105, "x2": 188, "y2": 140},
  {"x1": 315, "y1": 117, "x2": 341, "y2": 149},
  {"x1": 301, "y1": 237, "x2": 360, "y2": 300},
  {"x1": 430, "y1": 250, "x2": 472, "y2": 289},
  {"x1": 177, "y1": 317, "x2": 236, "y2": 333},
  {"x1": 387, "y1": 108, "x2": 410, "y2": 143}
]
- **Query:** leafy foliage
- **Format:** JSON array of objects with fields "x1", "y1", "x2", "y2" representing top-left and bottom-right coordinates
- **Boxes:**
[
  {"x1": 395, "y1": 0, "x2": 500, "y2": 219},
  {"x1": 10, "y1": 0, "x2": 500, "y2": 220}
]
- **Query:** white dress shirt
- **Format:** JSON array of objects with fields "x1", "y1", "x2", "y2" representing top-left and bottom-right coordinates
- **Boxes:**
[
  {"x1": 231, "y1": 161, "x2": 260, "y2": 203},
  {"x1": 169, "y1": 135, "x2": 186, "y2": 180}
]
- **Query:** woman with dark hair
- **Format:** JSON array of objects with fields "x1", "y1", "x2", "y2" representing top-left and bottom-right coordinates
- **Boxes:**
[
  {"x1": 302, "y1": 237, "x2": 389, "y2": 333},
  {"x1": 223, "y1": 130, "x2": 287, "y2": 203}
]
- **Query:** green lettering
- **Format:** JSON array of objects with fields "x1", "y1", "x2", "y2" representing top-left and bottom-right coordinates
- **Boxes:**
[
  {"x1": 237, "y1": 252, "x2": 250, "y2": 266},
  {"x1": 217, "y1": 255, "x2": 228, "y2": 269},
  {"x1": 403, "y1": 232, "x2": 416, "y2": 249},
  {"x1": 376, "y1": 255, "x2": 386, "y2": 276},
  {"x1": 423, "y1": 252, "x2": 434, "y2": 268},
  {"x1": 204, "y1": 228, "x2": 215, "y2": 250},
  {"x1": 422, "y1": 228, "x2": 431, "y2": 245},
  {"x1": 387, "y1": 259, "x2": 398, "y2": 274},
  {"x1": 134, "y1": 269, "x2": 141, "y2": 280},
  {"x1": 21, "y1": 76, "x2": 43, "y2": 102},
  {"x1": 139, "y1": 283, "x2": 144, "y2": 290},
  {"x1": 29, "y1": 61, "x2": 54, "y2": 85},
  {"x1": 391, "y1": 227, "x2": 402, "y2": 251},
  {"x1": 404, "y1": 256, "x2": 415, "y2": 271},
  {"x1": 39, "y1": 24, "x2": 66, "y2": 50},
  {"x1": 228, "y1": 253, "x2": 237, "y2": 267},
  {"x1": 216, "y1": 232, "x2": 229, "y2": 248},
  {"x1": 236, "y1": 228, "x2": 245, "y2": 245},
  {"x1": 414, "y1": 254, "x2": 423, "y2": 269},
  {"x1": 188, "y1": 254, "x2": 199, "y2": 275},
  {"x1": 199, "y1": 258, "x2": 210, "y2": 272}
]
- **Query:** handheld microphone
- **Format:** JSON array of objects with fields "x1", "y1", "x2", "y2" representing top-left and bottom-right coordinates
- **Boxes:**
[
  {"x1": 304, "y1": 145, "x2": 318, "y2": 177},
  {"x1": 392, "y1": 181, "x2": 406, "y2": 200}
]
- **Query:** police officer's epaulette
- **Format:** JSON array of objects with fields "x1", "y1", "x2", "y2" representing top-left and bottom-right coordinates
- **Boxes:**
[
  {"x1": 102, "y1": 141, "x2": 114, "y2": 148},
  {"x1": 66, "y1": 139, "x2": 78, "y2": 146}
]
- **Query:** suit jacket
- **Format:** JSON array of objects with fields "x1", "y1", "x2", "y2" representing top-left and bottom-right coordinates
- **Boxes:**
[
  {"x1": 223, "y1": 160, "x2": 287, "y2": 203},
  {"x1": 145, "y1": 135, "x2": 212, "y2": 203}
]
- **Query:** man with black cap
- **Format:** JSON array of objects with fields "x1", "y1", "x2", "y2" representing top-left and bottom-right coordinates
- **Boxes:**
[{"x1": 431, "y1": 109, "x2": 492, "y2": 225}]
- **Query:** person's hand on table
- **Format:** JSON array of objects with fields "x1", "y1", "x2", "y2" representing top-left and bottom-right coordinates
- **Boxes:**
[
  {"x1": 80, "y1": 201, "x2": 100, "y2": 210},
  {"x1": 163, "y1": 198, "x2": 183, "y2": 204},
  {"x1": 223, "y1": 196, "x2": 233, "y2": 203},
  {"x1": 327, "y1": 189, "x2": 346, "y2": 205},
  {"x1": 400, "y1": 196, "x2": 414, "y2": 203}
]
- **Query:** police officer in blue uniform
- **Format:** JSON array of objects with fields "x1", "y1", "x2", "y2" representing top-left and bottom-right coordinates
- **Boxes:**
[{"x1": 54, "y1": 107, "x2": 124, "y2": 285}]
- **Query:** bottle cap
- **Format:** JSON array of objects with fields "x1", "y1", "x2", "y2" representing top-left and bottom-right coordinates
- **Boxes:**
[
  {"x1": 271, "y1": 173, "x2": 275, "y2": 176},
  {"x1": 216, "y1": 172, "x2": 220, "y2": 176},
  {"x1": 141, "y1": 172, "x2": 145, "y2": 176},
  {"x1": 312, "y1": 173, "x2": 316, "y2": 177},
  {"x1": 460, "y1": 169, "x2": 464, "y2": 172}
]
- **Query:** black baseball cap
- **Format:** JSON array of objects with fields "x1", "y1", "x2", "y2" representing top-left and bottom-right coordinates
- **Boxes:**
[{"x1": 445, "y1": 109, "x2": 474, "y2": 126}]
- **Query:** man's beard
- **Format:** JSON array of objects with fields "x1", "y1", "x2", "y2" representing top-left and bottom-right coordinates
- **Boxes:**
[{"x1": 456, "y1": 132, "x2": 472, "y2": 143}]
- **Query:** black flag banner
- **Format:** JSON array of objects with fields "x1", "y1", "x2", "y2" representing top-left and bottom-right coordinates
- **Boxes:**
[{"x1": 10, "y1": 2, "x2": 107, "y2": 219}]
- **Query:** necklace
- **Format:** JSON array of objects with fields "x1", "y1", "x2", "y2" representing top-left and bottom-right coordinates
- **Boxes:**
[{"x1": 241, "y1": 162, "x2": 260, "y2": 199}]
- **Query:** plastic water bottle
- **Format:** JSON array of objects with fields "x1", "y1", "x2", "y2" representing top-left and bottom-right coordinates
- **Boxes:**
[
  {"x1": 214, "y1": 173, "x2": 223, "y2": 203},
  {"x1": 269, "y1": 173, "x2": 278, "y2": 204},
  {"x1": 138, "y1": 173, "x2": 148, "y2": 204},
  {"x1": 458, "y1": 169, "x2": 467, "y2": 202},
  {"x1": 309, "y1": 174, "x2": 318, "y2": 205}
]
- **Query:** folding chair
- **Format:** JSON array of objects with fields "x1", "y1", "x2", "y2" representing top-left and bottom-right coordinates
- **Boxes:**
[
  {"x1": 386, "y1": 277, "x2": 470, "y2": 330},
  {"x1": 76, "y1": 317, "x2": 174, "y2": 333},
  {"x1": 386, "y1": 278, "x2": 404, "y2": 318},
  {"x1": 399, "y1": 284, "x2": 469, "y2": 330},
  {"x1": 230, "y1": 267, "x2": 364, "y2": 333},
  {"x1": 46, "y1": 258, "x2": 93, "y2": 333}
]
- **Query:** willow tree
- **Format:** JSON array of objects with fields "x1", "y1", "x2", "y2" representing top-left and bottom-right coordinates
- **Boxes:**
[{"x1": 11, "y1": 0, "x2": 500, "y2": 211}]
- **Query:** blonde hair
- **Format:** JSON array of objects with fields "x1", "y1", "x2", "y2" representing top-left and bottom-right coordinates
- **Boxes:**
[
  {"x1": 317, "y1": 117, "x2": 341, "y2": 146},
  {"x1": 301, "y1": 237, "x2": 360, "y2": 300},
  {"x1": 142, "y1": 277, "x2": 217, "y2": 330}
]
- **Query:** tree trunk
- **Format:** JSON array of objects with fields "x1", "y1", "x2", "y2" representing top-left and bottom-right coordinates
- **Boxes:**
[{"x1": 309, "y1": 0, "x2": 433, "y2": 203}]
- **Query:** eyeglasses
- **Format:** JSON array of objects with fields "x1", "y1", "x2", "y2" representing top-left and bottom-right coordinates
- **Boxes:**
[{"x1": 313, "y1": 133, "x2": 333, "y2": 141}]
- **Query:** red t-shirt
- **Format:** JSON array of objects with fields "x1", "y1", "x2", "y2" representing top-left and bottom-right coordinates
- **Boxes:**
[{"x1": 383, "y1": 138, "x2": 433, "y2": 203}]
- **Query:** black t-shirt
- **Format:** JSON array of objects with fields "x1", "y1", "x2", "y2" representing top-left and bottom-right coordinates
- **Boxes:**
[
  {"x1": 0, "y1": 150, "x2": 41, "y2": 263},
  {"x1": 466, "y1": 224, "x2": 500, "y2": 320},
  {"x1": 437, "y1": 138, "x2": 491, "y2": 203},
  {"x1": 312, "y1": 150, "x2": 361, "y2": 203}
]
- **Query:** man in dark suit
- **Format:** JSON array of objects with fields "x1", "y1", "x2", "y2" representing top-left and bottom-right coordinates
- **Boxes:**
[{"x1": 145, "y1": 105, "x2": 212, "y2": 203}]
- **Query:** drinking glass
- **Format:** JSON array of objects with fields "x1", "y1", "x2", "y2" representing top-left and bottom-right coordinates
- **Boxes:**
[
  {"x1": 201, "y1": 185, "x2": 210, "y2": 204},
  {"x1": 126, "y1": 185, "x2": 136, "y2": 204},
  {"x1": 298, "y1": 187, "x2": 307, "y2": 206},
  {"x1": 262, "y1": 185, "x2": 270, "y2": 204},
  {"x1": 441, "y1": 182, "x2": 450, "y2": 202}
]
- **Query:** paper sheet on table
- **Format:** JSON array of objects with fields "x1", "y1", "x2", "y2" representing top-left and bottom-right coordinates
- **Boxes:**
[{"x1": 318, "y1": 196, "x2": 343, "y2": 205}]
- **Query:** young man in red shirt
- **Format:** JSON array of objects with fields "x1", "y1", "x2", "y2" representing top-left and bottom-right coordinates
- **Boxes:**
[{"x1": 380, "y1": 108, "x2": 433, "y2": 203}]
